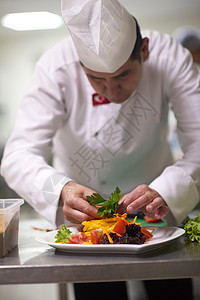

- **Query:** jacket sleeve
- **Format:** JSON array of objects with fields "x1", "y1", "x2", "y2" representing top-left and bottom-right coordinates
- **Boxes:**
[
  {"x1": 1, "y1": 63, "x2": 72, "y2": 226},
  {"x1": 150, "y1": 37, "x2": 200, "y2": 225}
]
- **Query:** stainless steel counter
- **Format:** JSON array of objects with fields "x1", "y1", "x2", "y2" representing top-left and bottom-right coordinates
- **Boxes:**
[{"x1": 0, "y1": 217, "x2": 200, "y2": 285}]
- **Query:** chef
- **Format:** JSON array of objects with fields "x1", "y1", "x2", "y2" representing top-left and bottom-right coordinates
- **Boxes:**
[
  {"x1": 0, "y1": 0, "x2": 199, "y2": 299},
  {"x1": 1, "y1": 0, "x2": 199, "y2": 227}
]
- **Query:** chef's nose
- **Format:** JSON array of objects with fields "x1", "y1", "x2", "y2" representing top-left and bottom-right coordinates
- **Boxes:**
[{"x1": 105, "y1": 78, "x2": 120, "y2": 94}]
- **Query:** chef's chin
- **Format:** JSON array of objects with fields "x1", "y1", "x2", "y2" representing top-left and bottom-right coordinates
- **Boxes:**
[{"x1": 108, "y1": 94, "x2": 131, "y2": 104}]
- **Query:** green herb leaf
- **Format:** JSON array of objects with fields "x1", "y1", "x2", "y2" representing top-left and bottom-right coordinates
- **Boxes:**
[
  {"x1": 86, "y1": 193, "x2": 106, "y2": 206},
  {"x1": 87, "y1": 187, "x2": 123, "y2": 217},
  {"x1": 184, "y1": 216, "x2": 200, "y2": 243},
  {"x1": 55, "y1": 225, "x2": 73, "y2": 243}
]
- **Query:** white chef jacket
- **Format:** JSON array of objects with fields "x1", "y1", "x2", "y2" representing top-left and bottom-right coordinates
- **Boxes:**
[{"x1": 1, "y1": 30, "x2": 200, "y2": 226}]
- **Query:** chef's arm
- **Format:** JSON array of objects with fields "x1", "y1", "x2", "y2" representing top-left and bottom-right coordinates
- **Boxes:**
[
  {"x1": 147, "y1": 114, "x2": 200, "y2": 226},
  {"x1": 1, "y1": 63, "x2": 70, "y2": 226},
  {"x1": 148, "y1": 42, "x2": 200, "y2": 225}
]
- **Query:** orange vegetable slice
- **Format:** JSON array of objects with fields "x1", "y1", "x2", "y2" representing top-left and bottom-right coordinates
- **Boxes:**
[
  {"x1": 141, "y1": 227, "x2": 154, "y2": 239},
  {"x1": 113, "y1": 218, "x2": 127, "y2": 235}
]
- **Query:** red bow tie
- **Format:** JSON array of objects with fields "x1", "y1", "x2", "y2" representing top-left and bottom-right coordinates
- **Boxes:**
[{"x1": 92, "y1": 93, "x2": 110, "y2": 106}]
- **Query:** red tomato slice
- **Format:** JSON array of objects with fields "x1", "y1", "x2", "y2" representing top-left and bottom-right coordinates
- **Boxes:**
[
  {"x1": 68, "y1": 232, "x2": 90, "y2": 244},
  {"x1": 144, "y1": 216, "x2": 161, "y2": 223},
  {"x1": 90, "y1": 229, "x2": 103, "y2": 244}
]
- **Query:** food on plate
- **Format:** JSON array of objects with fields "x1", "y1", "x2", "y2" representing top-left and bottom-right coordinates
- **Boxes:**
[
  {"x1": 55, "y1": 213, "x2": 154, "y2": 245},
  {"x1": 184, "y1": 216, "x2": 200, "y2": 243},
  {"x1": 144, "y1": 216, "x2": 162, "y2": 223},
  {"x1": 54, "y1": 225, "x2": 73, "y2": 243},
  {"x1": 55, "y1": 187, "x2": 154, "y2": 245}
]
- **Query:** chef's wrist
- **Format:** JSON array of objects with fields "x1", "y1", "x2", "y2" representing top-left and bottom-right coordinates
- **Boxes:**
[{"x1": 59, "y1": 181, "x2": 76, "y2": 207}]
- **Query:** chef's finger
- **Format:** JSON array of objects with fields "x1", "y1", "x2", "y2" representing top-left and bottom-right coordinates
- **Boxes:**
[
  {"x1": 118, "y1": 184, "x2": 149, "y2": 205},
  {"x1": 63, "y1": 206, "x2": 99, "y2": 224},
  {"x1": 145, "y1": 197, "x2": 166, "y2": 213},
  {"x1": 153, "y1": 205, "x2": 169, "y2": 219},
  {"x1": 63, "y1": 197, "x2": 100, "y2": 221},
  {"x1": 124, "y1": 191, "x2": 159, "y2": 214},
  {"x1": 118, "y1": 193, "x2": 141, "y2": 212},
  {"x1": 117, "y1": 199, "x2": 127, "y2": 214},
  {"x1": 141, "y1": 204, "x2": 169, "y2": 219}
]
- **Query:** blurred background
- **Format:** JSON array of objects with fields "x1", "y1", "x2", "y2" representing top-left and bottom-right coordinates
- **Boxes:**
[{"x1": 0, "y1": 1, "x2": 200, "y2": 299}]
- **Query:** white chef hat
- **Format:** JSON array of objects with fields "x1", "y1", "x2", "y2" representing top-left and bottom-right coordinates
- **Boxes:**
[{"x1": 61, "y1": 0, "x2": 137, "y2": 73}]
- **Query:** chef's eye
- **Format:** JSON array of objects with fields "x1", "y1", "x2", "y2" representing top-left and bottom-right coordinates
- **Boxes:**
[
  {"x1": 88, "y1": 75, "x2": 105, "y2": 82},
  {"x1": 121, "y1": 73, "x2": 128, "y2": 78},
  {"x1": 117, "y1": 71, "x2": 129, "y2": 78},
  {"x1": 94, "y1": 77, "x2": 104, "y2": 81}
]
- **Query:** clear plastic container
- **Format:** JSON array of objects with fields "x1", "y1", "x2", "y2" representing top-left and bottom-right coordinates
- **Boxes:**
[{"x1": 0, "y1": 199, "x2": 24, "y2": 257}]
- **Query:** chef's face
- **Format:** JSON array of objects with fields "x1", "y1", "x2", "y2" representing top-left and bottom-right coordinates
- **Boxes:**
[{"x1": 82, "y1": 38, "x2": 149, "y2": 104}]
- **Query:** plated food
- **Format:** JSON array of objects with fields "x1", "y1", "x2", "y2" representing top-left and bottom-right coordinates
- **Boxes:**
[
  {"x1": 55, "y1": 213, "x2": 154, "y2": 245},
  {"x1": 35, "y1": 187, "x2": 185, "y2": 254},
  {"x1": 55, "y1": 187, "x2": 154, "y2": 245},
  {"x1": 35, "y1": 226, "x2": 185, "y2": 254}
]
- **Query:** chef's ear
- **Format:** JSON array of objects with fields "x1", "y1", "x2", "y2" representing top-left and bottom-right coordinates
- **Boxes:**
[{"x1": 140, "y1": 37, "x2": 149, "y2": 62}]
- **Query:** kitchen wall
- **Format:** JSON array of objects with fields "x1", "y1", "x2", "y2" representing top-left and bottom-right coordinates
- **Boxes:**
[{"x1": 0, "y1": 28, "x2": 68, "y2": 145}]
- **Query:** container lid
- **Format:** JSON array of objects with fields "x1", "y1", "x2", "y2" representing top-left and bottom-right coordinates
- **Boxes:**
[{"x1": 0, "y1": 199, "x2": 24, "y2": 213}]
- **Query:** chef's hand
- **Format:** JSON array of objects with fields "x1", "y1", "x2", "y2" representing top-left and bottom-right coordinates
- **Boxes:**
[
  {"x1": 59, "y1": 181, "x2": 100, "y2": 223},
  {"x1": 117, "y1": 184, "x2": 169, "y2": 219}
]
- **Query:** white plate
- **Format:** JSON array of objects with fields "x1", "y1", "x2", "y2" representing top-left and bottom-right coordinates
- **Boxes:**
[{"x1": 35, "y1": 226, "x2": 185, "y2": 254}]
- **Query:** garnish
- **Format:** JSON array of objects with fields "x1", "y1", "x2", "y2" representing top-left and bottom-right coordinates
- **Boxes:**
[
  {"x1": 55, "y1": 214, "x2": 154, "y2": 245},
  {"x1": 86, "y1": 187, "x2": 123, "y2": 217},
  {"x1": 82, "y1": 213, "x2": 153, "y2": 244},
  {"x1": 55, "y1": 225, "x2": 73, "y2": 243},
  {"x1": 184, "y1": 216, "x2": 200, "y2": 243}
]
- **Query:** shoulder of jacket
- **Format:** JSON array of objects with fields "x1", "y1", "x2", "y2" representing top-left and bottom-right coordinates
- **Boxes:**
[
  {"x1": 36, "y1": 37, "x2": 79, "y2": 74},
  {"x1": 142, "y1": 29, "x2": 187, "y2": 60},
  {"x1": 142, "y1": 30, "x2": 172, "y2": 49}
]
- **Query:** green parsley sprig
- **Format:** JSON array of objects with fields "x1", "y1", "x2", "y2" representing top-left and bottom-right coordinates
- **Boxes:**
[
  {"x1": 55, "y1": 225, "x2": 72, "y2": 243},
  {"x1": 184, "y1": 216, "x2": 200, "y2": 243},
  {"x1": 86, "y1": 187, "x2": 123, "y2": 217}
]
